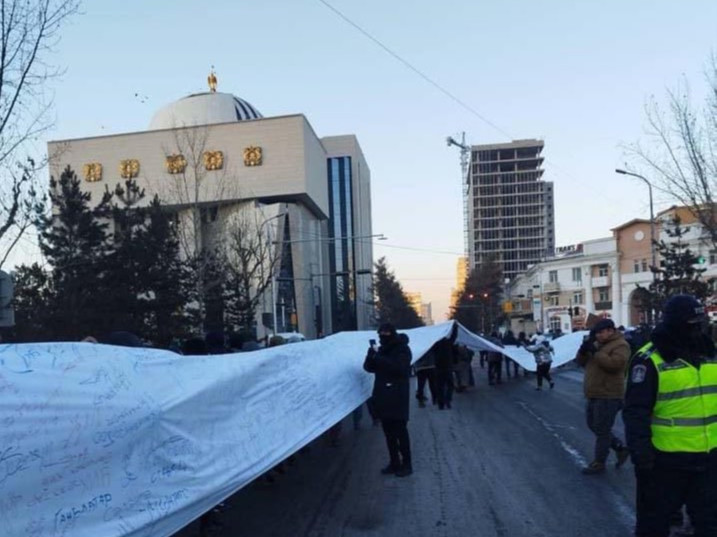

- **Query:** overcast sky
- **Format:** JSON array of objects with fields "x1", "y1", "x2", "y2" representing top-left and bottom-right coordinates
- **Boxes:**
[{"x1": 18, "y1": 0, "x2": 717, "y2": 320}]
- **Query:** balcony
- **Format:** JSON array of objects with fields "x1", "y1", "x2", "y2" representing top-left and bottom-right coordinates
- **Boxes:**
[
  {"x1": 543, "y1": 281, "x2": 560, "y2": 293},
  {"x1": 591, "y1": 276, "x2": 609, "y2": 287},
  {"x1": 594, "y1": 301, "x2": 613, "y2": 311}
]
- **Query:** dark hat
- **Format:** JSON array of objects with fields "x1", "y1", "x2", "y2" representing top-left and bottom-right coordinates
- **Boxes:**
[
  {"x1": 592, "y1": 318, "x2": 616, "y2": 333},
  {"x1": 100, "y1": 331, "x2": 143, "y2": 348},
  {"x1": 663, "y1": 294, "x2": 705, "y2": 326},
  {"x1": 378, "y1": 322, "x2": 397, "y2": 335}
]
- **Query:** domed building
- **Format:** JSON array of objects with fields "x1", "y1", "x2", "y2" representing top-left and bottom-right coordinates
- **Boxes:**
[{"x1": 47, "y1": 73, "x2": 374, "y2": 340}]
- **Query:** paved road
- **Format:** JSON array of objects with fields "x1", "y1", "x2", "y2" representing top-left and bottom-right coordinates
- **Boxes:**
[{"x1": 175, "y1": 365, "x2": 644, "y2": 537}]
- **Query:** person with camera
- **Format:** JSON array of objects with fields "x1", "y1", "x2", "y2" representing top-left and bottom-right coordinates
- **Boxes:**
[
  {"x1": 575, "y1": 318, "x2": 631, "y2": 474},
  {"x1": 363, "y1": 322, "x2": 413, "y2": 477},
  {"x1": 623, "y1": 294, "x2": 717, "y2": 536}
]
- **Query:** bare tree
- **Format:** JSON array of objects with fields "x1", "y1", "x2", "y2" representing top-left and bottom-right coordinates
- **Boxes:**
[
  {"x1": 0, "y1": 0, "x2": 79, "y2": 267},
  {"x1": 628, "y1": 57, "x2": 717, "y2": 248},
  {"x1": 157, "y1": 125, "x2": 241, "y2": 331},
  {"x1": 221, "y1": 205, "x2": 280, "y2": 335}
]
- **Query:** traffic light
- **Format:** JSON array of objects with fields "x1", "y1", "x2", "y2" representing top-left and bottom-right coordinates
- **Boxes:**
[
  {"x1": 573, "y1": 306, "x2": 580, "y2": 316},
  {"x1": 698, "y1": 256, "x2": 707, "y2": 265}
]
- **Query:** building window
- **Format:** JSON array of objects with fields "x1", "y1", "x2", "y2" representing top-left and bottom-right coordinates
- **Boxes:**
[
  {"x1": 549, "y1": 316, "x2": 561, "y2": 331},
  {"x1": 549, "y1": 270, "x2": 558, "y2": 283},
  {"x1": 633, "y1": 260, "x2": 640, "y2": 273},
  {"x1": 599, "y1": 288, "x2": 609, "y2": 302},
  {"x1": 572, "y1": 267, "x2": 581, "y2": 282},
  {"x1": 549, "y1": 296, "x2": 559, "y2": 306},
  {"x1": 598, "y1": 264, "x2": 609, "y2": 277},
  {"x1": 573, "y1": 292, "x2": 583, "y2": 304},
  {"x1": 641, "y1": 259, "x2": 648, "y2": 272},
  {"x1": 527, "y1": 288, "x2": 533, "y2": 298}
]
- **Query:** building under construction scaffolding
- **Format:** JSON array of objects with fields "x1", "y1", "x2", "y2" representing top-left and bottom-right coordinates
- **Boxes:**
[{"x1": 469, "y1": 139, "x2": 554, "y2": 281}]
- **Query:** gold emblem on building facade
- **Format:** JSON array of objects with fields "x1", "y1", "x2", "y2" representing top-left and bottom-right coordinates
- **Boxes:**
[
  {"x1": 203, "y1": 150, "x2": 224, "y2": 171},
  {"x1": 165, "y1": 154, "x2": 187, "y2": 174},
  {"x1": 243, "y1": 146, "x2": 262, "y2": 167},
  {"x1": 82, "y1": 162, "x2": 103, "y2": 182},
  {"x1": 119, "y1": 159, "x2": 140, "y2": 179}
]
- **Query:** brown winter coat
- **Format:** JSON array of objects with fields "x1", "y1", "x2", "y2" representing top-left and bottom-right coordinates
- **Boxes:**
[{"x1": 575, "y1": 332, "x2": 630, "y2": 399}]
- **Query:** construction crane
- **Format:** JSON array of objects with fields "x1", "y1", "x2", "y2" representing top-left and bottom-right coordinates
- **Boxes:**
[{"x1": 446, "y1": 132, "x2": 471, "y2": 265}]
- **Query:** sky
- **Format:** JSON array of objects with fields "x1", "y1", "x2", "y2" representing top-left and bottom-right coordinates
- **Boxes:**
[{"x1": 16, "y1": 0, "x2": 717, "y2": 321}]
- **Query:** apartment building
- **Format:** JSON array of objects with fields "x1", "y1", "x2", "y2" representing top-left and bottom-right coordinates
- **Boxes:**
[{"x1": 508, "y1": 206, "x2": 717, "y2": 333}]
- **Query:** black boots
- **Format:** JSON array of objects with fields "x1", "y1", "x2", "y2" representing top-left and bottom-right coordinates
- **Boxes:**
[{"x1": 395, "y1": 463, "x2": 413, "y2": 477}]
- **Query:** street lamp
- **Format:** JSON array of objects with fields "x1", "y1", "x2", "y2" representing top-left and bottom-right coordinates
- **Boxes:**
[
  {"x1": 533, "y1": 284, "x2": 544, "y2": 332},
  {"x1": 259, "y1": 211, "x2": 287, "y2": 335},
  {"x1": 616, "y1": 169, "x2": 657, "y2": 283}
]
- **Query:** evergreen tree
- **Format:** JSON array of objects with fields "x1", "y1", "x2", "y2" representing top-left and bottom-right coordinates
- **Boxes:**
[
  {"x1": 11, "y1": 263, "x2": 54, "y2": 341},
  {"x1": 451, "y1": 257, "x2": 503, "y2": 334},
  {"x1": 135, "y1": 196, "x2": 194, "y2": 346},
  {"x1": 104, "y1": 179, "x2": 148, "y2": 336},
  {"x1": 373, "y1": 257, "x2": 424, "y2": 329},
  {"x1": 642, "y1": 215, "x2": 713, "y2": 317},
  {"x1": 37, "y1": 166, "x2": 113, "y2": 340}
]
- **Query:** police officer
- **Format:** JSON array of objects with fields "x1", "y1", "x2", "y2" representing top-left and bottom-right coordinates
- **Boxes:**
[{"x1": 624, "y1": 294, "x2": 717, "y2": 536}]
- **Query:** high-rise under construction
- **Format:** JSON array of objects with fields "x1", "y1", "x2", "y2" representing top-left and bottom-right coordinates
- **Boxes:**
[{"x1": 469, "y1": 139, "x2": 554, "y2": 281}]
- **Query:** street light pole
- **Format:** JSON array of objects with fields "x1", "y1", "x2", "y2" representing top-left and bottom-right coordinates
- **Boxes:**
[
  {"x1": 616, "y1": 169, "x2": 656, "y2": 283},
  {"x1": 259, "y1": 211, "x2": 286, "y2": 336}
]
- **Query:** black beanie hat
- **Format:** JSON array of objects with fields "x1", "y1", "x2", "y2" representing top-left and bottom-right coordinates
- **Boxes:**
[
  {"x1": 663, "y1": 294, "x2": 705, "y2": 326},
  {"x1": 378, "y1": 322, "x2": 397, "y2": 335},
  {"x1": 592, "y1": 318, "x2": 616, "y2": 333}
]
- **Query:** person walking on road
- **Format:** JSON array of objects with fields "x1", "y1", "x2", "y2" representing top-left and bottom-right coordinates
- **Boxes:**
[
  {"x1": 624, "y1": 295, "x2": 717, "y2": 537},
  {"x1": 487, "y1": 332, "x2": 503, "y2": 386},
  {"x1": 433, "y1": 328, "x2": 457, "y2": 409},
  {"x1": 414, "y1": 347, "x2": 437, "y2": 407},
  {"x1": 363, "y1": 323, "x2": 413, "y2": 477},
  {"x1": 502, "y1": 330, "x2": 520, "y2": 378},
  {"x1": 575, "y1": 318, "x2": 630, "y2": 475},
  {"x1": 527, "y1": 339, "x2": 554, "y2": 390}
]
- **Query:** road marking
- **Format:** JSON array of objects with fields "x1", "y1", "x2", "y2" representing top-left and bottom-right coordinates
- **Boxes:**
[
  {"x1": 516, "y1": 400, "x2": 636, "y2": 529},
  {"x1": 516, "y1": 401, "x2": 587, "y2": 467}
]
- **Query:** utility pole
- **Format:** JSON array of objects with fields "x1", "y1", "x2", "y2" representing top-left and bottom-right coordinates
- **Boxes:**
[{"x1": 447, "y1": 133, "x2": 471, "y2": 265}]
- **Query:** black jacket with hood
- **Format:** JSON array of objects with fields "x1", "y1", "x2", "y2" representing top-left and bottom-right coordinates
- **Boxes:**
[{"x1": 363, "y1": 332, "x2": 412, "y2": 421}]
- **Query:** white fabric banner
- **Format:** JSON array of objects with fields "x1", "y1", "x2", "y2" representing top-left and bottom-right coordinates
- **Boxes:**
[{"x1": 0, "y1": 322, "x2": 583, "y2": 537}]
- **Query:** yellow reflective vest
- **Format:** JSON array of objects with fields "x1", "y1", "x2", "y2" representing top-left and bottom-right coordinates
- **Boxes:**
[{"x1": 642, "y1": 344, "x2": 717, "y2": 453}]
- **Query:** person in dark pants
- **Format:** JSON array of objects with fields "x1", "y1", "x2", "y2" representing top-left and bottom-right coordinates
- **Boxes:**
[
  {"x1": 433, "y1": 329, "x2": 457, "y2": 409},
  {"x1": 414, "y1": 347, "x2": 436, "y2": 407},
  {"x1": 527, "y1": 339, "x2": 554, "y2": 390},
  {"x1": 487, "y1": 332, "x2": 504, "y2": 385},
  {"x1": 624, "y1": 295, "x2": 717, "y2": 537},
  {"x1": 363, "y1": 323, "x2": 413, "y2": 477},
  {"x1": 575, "y1": 318, "x2": 631, "y2": 475},
  {"x1": 502, "y1": 330, "x2": 520, "y2": 378}
]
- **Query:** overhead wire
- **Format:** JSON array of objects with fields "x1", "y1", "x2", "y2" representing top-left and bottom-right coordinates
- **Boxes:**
[{"x1": 315, "y1": 0, "x2": 632, "y2": 219}]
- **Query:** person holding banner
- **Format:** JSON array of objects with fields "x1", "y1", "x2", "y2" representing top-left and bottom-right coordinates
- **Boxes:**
[{"x1": 363, "y1": 323, "x2": 413, "y2": 477}]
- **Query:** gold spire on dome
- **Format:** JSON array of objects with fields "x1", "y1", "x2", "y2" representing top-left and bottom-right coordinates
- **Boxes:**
[{"x1": 207, "y1": 68, "x2": 217, "y2": 92}]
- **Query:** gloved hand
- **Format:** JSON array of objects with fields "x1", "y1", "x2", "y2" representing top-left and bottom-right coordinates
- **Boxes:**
[{"x1": 579, "y1": 339, "x2": 595, "y2": 354}]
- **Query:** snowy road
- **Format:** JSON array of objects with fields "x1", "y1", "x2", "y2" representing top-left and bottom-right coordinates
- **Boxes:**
[{"x1": 175, "y1": 365, "x2": 641, "y2": 537}]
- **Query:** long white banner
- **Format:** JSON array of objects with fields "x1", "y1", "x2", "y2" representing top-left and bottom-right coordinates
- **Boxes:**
[{"x1": 0, "y1": 322, "x2": 582, "y2": 536}]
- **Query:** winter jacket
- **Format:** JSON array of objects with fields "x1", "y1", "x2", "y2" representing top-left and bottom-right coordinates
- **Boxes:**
[
  {"x1": 526, "y1": 343, "x2": 553, "y2": 365},
  {"x1": 575, "y1": 331, "x2": 630, "y2": 399},
  {"x1": 363, "y1": 333, "x2": 412, "y2": 421},
  {"x1": 433, "y1": 338, "x2": 455, "y2": 371},
  {"x1": 624, "y1": 323, "x2": 717, "y2": 470}
]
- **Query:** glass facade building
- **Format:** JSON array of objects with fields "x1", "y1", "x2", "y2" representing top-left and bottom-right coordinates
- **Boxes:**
[{"x1": 327, "y1": 156, "x2": 356, "y2": 331}]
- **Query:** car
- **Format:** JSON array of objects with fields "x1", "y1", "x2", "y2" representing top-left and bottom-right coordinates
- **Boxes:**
[{"x1": 274, "y1": 332, "x2": 306, "y2": 344}]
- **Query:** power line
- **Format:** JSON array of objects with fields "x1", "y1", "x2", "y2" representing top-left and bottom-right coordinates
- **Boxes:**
[
  {"x1": 315, "y1": 0, "x2": 633, "y2": 223},
  {"x1": 315, "y1": 0, "x2": 511, "y2": 140}
]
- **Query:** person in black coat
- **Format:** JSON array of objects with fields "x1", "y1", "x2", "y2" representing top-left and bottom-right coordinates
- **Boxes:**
[{"x1": 363, "y1": 322, "x2": 413, "y2": 477}]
